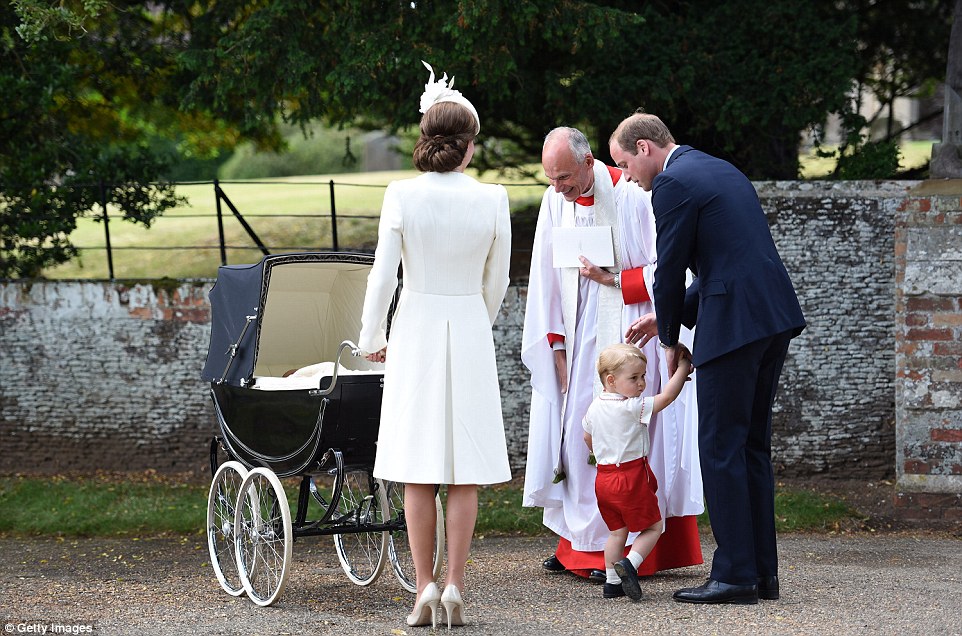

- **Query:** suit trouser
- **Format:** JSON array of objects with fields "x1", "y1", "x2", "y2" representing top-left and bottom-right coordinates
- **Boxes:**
[{"x1": 695, "y1": 330, "x2": 793, "y2": 585}]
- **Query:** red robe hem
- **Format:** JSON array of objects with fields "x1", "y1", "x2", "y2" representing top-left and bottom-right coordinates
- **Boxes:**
[{"x1": 555, "y1": 515, "x2": 702, "y2": 576}]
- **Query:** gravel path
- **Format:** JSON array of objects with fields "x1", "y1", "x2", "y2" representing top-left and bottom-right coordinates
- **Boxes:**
[{"x1": 1, "y1": 531, "x2": 959, "y2": 636}]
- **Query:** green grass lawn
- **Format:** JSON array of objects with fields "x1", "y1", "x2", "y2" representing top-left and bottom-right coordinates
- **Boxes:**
[
  {"x1": 37, "y1": 140, "x2": 935, "y2": 280},
  {"x1": 40, "y1": 170, "x2": 546, "y2": 280},
  {"x1": 0, "y1": 474, "x2": 205, "y2": 536},
  {"x1": 0, "y1": 474, "x2": 859, "y2": 538},
  {"x1": 799, "y1": 139, "x2": 934, "y2": 178}
]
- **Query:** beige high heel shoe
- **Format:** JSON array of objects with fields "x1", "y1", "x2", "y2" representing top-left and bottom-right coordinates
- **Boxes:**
[
  {"x1": 406, "y1": 582, "x2": 441, "y2": 628},
  {"x1": 441, "y1": 584, "x2": 466, "y2": 628}
]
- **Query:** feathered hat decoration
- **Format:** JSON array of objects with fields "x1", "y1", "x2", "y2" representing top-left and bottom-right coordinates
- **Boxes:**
[{"x1": 419, "y1": 60, "x2": 480, "y2": 135}]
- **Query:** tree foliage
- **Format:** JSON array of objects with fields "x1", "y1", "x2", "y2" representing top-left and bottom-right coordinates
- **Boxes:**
[
  {"x1": 809, "y1": 0, "x2": 953, "y2": 178},
  {"x1": 1, "y1": 4, "x2": 179, "y2": 277},
  {"x1": 175, "y1": 0, "x2": 645, "y2": 172},
  {"x1": 0, "y1": 2, "x2": 245, "y2": 278},
  {"x1": 851, "y1": 0, "x2": 952, "y2": 137},
  {"x1": 1, "y1": 1, "x2": 955, "y2": 277},
  {"x1": 633, "y1": 1, "x2": 860, "y2": 179},
  {"x1": 10, "y1": 0, "x2": 109, "y2": 43},
  {"x1": 174, "y1": 0, "x2": 862, "y2": 179}
]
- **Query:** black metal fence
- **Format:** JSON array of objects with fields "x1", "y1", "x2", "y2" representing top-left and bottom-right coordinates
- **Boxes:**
[
  {"x1": 47, "y1": 177, "x2": 542, "y2": 279},
  {"x1": 91, "y1": 178, "x2": 381, "y2": 279},
  {"x1": 209, "y1": 177, "x2": 372, "y2": 262}
]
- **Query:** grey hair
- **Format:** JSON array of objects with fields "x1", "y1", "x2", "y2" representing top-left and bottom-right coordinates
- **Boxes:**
[{"x1": 544, "y1": 127, "x2": 592, "y2": 163}]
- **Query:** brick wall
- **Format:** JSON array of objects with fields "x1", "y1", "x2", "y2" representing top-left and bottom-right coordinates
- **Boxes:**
[
  {"x1": 0, "y1": 180, "x2": 950, "y2": 491},
  {"x1": 894, "y1": 180, "x2": 962, "y2": 521}
]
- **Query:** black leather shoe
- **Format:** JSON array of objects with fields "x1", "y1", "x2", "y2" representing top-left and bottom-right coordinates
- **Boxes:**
[
  {"x1": 603, "y1": 583, "x2": 625, "y2": 598},
  {"x1": 758, "y1": 575, "x2": 779, "y2": 600},
  {"x1": 673, "y1": 579, "x2": 758, "y2": 605},
  {"x1": 613, "y1": 558, "x2": 643, "y2": 601},
  {"x1": 588, "y1": 569, "x2": 606, "y2": 585},
  {"x1": 542, "y1": 554, "x2": 565, "y2": 573}
]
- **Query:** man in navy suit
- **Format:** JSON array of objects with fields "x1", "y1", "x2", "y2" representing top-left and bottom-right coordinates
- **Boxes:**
[{"x1": 609, "y1": 112, "x2": 805, "y2": 605}]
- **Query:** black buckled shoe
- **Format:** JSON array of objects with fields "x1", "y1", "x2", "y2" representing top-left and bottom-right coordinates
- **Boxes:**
[
  {"x1": 673, "y1": 579, "x2": 758, "y2": 605},
  {"x1": 603, "y1": 583, "x2": 625, "y2": 598},
  {"x1": 758, "y1": 575, "x2": 779, "y2": 600},
  {"x1": 542, "y1": 554, "x2": 565, "y2": 573},
  {"x1": 588, "y1": 569, "x2": 606, "y2": 585},
  {"x1": 613, "y1": 558, "x2": 643, "y2": 601}
]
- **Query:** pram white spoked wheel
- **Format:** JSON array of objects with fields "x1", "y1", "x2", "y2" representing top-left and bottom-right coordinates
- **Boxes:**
[
  {"x1": 234, "y1": 467, "x2": 293, "y2": 606},
  {"x1": 385, "y1": 481, "x2": 444, "y2": 593},
  {"x1": 206, "y1": 461, "x2": 250, "y2": 596},
  {"x1": 333, "y1": 470, "x2": 388, "y2": 585}
]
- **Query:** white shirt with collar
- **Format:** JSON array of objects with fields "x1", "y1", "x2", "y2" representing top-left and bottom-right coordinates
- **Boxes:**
[
  {"x1": 582, "y1": 393, "x2": 654, "y2": 466},
  {"x1": 663, "y1": 145, "x2": 680, "y2": 172}
]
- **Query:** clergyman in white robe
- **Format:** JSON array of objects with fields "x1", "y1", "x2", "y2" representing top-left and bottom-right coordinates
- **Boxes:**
[{"x1": 522, "y1": 160, "x2": 703, "y2": 574}]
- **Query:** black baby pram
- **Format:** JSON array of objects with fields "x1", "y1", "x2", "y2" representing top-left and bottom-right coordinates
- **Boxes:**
[{"x1": 201, "y1": 252, "x2": 443, "y2": 606}]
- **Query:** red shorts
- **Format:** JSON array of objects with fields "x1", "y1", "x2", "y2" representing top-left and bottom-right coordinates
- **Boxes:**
[{"x1": 594, "y1": 457, "x2": 662, "y2": 532}]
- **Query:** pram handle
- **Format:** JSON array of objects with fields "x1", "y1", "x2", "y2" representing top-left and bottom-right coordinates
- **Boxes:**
[{"x1": 312, "y1": 340, "x2": 364, "y2": 396}]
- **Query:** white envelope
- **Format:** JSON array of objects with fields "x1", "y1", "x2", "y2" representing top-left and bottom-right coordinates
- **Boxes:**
[{"x1": 552, "y1": 226, "x2": 615, "y2": 268}]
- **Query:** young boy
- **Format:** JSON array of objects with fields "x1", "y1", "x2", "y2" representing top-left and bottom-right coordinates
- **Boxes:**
[{"x1": 582, "y1": 343, "x2": 693, "y2": 601}]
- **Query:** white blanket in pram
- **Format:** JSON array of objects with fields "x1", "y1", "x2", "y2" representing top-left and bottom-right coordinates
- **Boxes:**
[{"x1": 252, "y1": 361, "x2": 375, "y2": 391}]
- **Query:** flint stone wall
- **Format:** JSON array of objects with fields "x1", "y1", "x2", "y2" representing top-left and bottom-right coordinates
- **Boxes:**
[{"x1": 0, "y1": 181, "x2": 928, "y2": 480}]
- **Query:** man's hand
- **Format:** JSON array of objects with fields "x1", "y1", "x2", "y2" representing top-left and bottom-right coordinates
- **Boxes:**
[
  {"x1": 578, "y1": 256, "x2": 617, "y2": 287},
  {"x1": 665, "y1": 343, "x2": 693, "y2": 377},
  {"x1": 625, "y1": 312, "x2": 658, "y2": 347},
  {"x1": 553, "y1": 348, "x2": 568, "y2": 394}
]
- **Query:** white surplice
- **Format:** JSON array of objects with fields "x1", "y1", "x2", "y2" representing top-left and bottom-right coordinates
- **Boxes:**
[
  {"x1": 359, "y1": 172, "x2": 512, "y2": 485},
  {"x1": 521, "y1": 162, "x2": 703, "y2": 552}
]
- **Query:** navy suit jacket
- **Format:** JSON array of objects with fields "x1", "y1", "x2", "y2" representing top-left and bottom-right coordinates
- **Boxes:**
[{"x1": 652, "y1": 146, "x2": 805, "y2": 366}]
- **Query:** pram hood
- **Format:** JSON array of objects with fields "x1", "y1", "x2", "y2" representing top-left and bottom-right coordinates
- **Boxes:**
[{"x1": 201, "y1": 252, "x2": 379, "y2": 386}]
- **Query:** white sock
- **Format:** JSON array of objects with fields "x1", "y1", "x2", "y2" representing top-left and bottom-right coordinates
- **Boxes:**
[
  {"x1": 606, "y1": 568, "x2": 621, "y2": 584},
  {"x1": 627, "y1": 550, "x2": 644, "y2": 570}
]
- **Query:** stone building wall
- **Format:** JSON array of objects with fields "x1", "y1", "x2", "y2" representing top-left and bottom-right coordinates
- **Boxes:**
[
  {"x1": 0, "y1": 180, "x2": 934, "y2": 482},
  {"x1": 755, "y1": 180, "x2": 909, "y2": 477},
  {"x1": 0, "y1": 282, "x2": 213, "y2": 474}
]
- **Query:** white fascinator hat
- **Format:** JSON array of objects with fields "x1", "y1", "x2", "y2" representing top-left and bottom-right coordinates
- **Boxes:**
[{"x1": 419, "y1": 60, "x2": 481, "y2": 135}]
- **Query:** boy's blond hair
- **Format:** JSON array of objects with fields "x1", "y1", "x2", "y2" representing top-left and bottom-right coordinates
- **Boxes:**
[{"x1": 596, "y1": 343, "x2": 648, "y2": 384}]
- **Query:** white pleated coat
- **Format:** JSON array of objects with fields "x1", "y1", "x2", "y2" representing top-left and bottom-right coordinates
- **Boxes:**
[{"x1": 358, "y1": 172, "x2": 512, "y2": 485}]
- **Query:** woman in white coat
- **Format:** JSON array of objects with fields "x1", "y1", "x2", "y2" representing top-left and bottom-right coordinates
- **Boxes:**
[{"x1": 358, "y1": 64, "x2": 512, "y2": 629}]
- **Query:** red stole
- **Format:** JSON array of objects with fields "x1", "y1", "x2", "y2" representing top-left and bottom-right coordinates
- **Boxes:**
[{"x1": 574, "y1": 165, "x2": 622, "y2": 206}]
